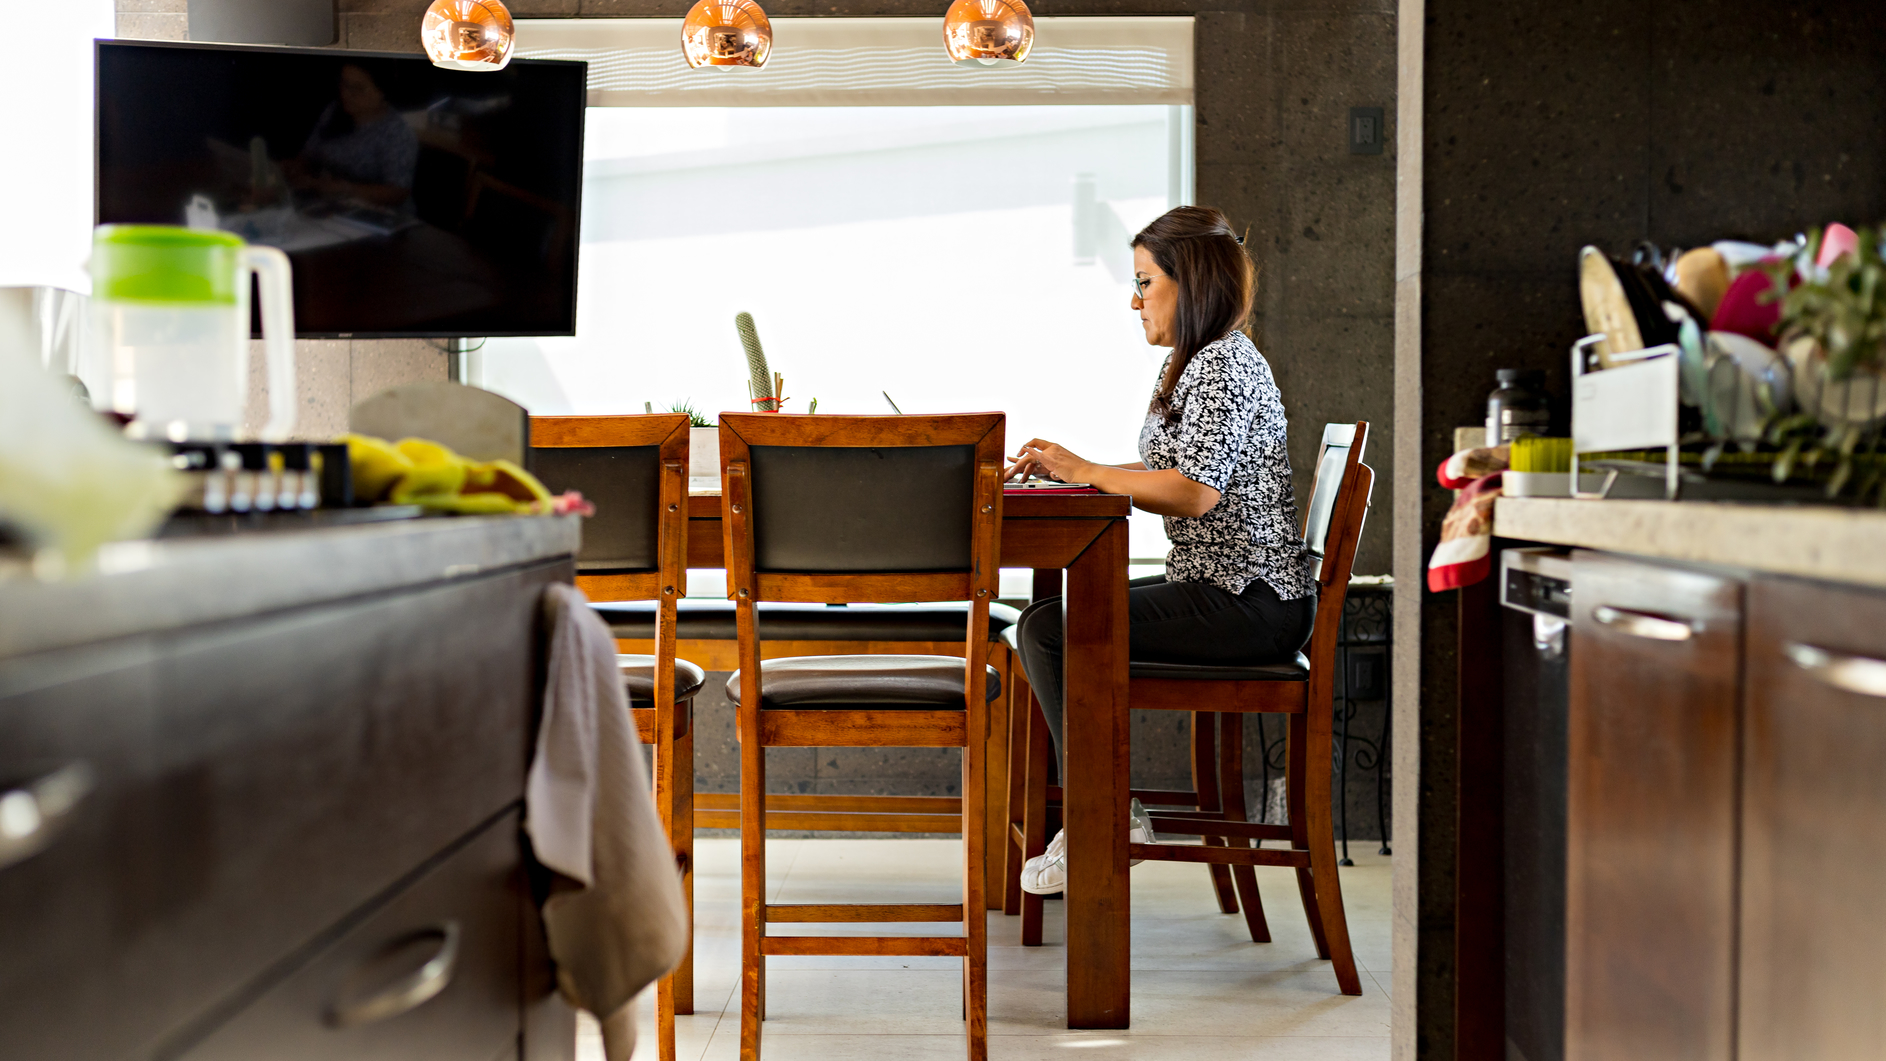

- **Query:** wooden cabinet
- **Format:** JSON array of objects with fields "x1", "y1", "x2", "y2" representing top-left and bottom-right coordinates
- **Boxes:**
[
  {"x1": 1739, "y1": 576, "x2": 1886, "y2": 1060},
  {"x1": 1566, "y1": 552, "x2": 1741, "y2": 1061},
  {"x1": 0, "y1": 550, "x2": 574, "y2": 1061},
  {"x1": 182, "y1": 810, "x2": 526, "y2": 1061}
]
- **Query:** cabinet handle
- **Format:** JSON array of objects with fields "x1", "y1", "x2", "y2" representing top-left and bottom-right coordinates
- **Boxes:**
[
  {"x1": 0, "y1": 762, "x2": 95, "y2": 872},
  {"x1": 1592, "y1": 605, "x2": 1696, "y2": 641},
  {"x1": 1783, "y1": 642, "x2": 1886, "y2": 699},
  {"x1": 327, "y1": 920, "x2": 461, "y2": 1028}
]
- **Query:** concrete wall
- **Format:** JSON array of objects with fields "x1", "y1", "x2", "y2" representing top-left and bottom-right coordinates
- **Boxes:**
[
  {"x1": 1394, "y1": 1, "x2": 1886, "y2": 1057},
  {"x1": 112, "y1": 1, "x2": 451, "y2": 438}
]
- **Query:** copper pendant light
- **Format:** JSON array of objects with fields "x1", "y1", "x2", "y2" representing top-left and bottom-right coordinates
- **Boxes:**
[
  {"x1": 681, "y1": 0, "x2": 773, "y2": 71},
  {"x1": 943, "y1": 0, "x2": 1034, "y2": 67},
  {"x1": 421, "y1": 0, "x2": 516, "y2": 72}
]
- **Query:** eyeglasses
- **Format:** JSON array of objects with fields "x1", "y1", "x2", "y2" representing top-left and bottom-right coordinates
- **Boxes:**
[{"x1": 1131, "y1": 274, "x2": 1162, "y2": 299}]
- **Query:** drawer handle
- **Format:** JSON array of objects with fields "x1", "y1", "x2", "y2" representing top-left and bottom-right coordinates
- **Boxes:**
[
  {"x1": 1784, "y1": 642, "x2": 1886, "y2": 699},
  {"x1": 1592, "y1": 605, "x2": 1696, "y2": 641},
  {"x1": 328, "y1": 920, "x2": 461, "y2": 1028},
  {"x1": 0, "y1": 762, "x2": 95, "y2": 872}
]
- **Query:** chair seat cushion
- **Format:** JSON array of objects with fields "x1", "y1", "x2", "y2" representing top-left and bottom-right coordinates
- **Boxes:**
[
  {"x1": 592, "y1": 600, "x2": 1021, "y2": 643},
  {"x1": 1129, "y1": 652, "x2": 1311, "y2": 682},
  {"x1": 616, "y1": 654, "x2": 708, "y2": 703},
  {"x1": 725, "y1": 654, "x2": 1001, "y2": 709}
]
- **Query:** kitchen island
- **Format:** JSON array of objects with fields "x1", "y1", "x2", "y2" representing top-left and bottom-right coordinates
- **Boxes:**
[
  {"x1": 0, "y1": 515, "x2": 579, "y2": 1061},
  {"x1": 1474, "y1": 498, "x2": 1886, "y2": 1061}
]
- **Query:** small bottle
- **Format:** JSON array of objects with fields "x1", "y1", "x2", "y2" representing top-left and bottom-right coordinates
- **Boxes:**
[{"x1": 1486, "y1": 369, "x2": 1550, "y2": 445}]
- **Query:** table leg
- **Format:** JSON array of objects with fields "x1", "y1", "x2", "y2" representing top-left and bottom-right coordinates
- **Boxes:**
[{"x1": 1062, "y1": 519, "x2": 1130, "y2": 1028}]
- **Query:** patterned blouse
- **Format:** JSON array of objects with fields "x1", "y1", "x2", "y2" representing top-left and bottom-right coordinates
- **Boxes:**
[{"x1": 1136, "y1": 330, "x2": 1314, "y2": 600}]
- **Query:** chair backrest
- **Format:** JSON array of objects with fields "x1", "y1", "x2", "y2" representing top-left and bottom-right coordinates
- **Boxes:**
[
  {"x1": 350, "y1": 381, "x2": 528, "y2": 464},
  {"x1": 528, "y1": 414, "x2": 689, "y2": 601},
  {"x1": 1301, "y1": 421, "x2": 1375, "y2": 690},
  {"x1": 719, "y1": 413, "x2": 1004, "y2": 606},
  {"x1": 1301, "y1": 422, "x2": 1367, "y2": 581}
]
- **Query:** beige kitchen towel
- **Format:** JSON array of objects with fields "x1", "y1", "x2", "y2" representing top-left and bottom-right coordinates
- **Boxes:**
[{"x1": 528, "y1": 582, "x2": 689, "y2": 1061}]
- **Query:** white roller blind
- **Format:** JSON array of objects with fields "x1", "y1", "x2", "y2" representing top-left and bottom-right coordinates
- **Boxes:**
[{"x1": 516, "y1": 16, "x2": 1192, "y2": 107}]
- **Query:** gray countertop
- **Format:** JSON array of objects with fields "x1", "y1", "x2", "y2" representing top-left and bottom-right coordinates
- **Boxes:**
[
  {"x1": 1495, "y1": 497, "x2": 1886, "y2": 589},
  {"x1": 0, "y1": 514, "x2": 579, "y2": 660}
]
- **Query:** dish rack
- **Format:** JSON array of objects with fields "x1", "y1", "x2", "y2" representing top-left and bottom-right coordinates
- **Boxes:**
[
  {"x1": 1569, "y1": 332, "x2": 1886, "y2": 503},
  {"x1": 1570, "y1": 335, "x2": 1682, "y2": 499}
]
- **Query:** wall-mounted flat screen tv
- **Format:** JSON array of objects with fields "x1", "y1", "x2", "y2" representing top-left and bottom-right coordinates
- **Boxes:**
[{"x1": 96, "y1": 40, "x2": 586, "y2": 338}]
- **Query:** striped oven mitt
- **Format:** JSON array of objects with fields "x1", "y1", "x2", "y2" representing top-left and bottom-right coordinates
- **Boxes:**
[{"x1": 1427, "y1": 444, "x2": 1510, "y2": 592}]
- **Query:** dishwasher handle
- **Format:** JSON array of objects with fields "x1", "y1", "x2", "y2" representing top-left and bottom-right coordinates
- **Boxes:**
[
  {"x1": 1592, "y1": 605, "x2": 1697, "y2": 642},
  {"x1": 1784, "y1": 642, "x2": 1886, "y2": 699}
]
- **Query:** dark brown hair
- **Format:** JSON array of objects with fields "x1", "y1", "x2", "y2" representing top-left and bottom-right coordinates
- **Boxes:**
[{"x1": 1132, "y1": 206, "x2": 1255, "y2": 420}]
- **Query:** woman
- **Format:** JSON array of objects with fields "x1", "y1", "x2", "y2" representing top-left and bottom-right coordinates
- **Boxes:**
[
  {"x1": 287, "y1": 64, "x2": 420, "y2": 212},
  {"x1": 1006, "y1": 205, "x2": 1316, "y2": 895}
]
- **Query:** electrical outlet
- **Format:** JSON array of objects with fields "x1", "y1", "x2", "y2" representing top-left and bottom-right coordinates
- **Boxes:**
[{"x1": 1349, "y1": 106, "x2": 1385, "y2": 156}]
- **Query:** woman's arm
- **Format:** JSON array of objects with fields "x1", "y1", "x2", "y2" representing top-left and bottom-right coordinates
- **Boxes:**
[{"x1": 1006, "y1": 440, "x2": 1217, "y2": 517}]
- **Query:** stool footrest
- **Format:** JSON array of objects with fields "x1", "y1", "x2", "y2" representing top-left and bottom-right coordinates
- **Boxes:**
[
  {"x1": 760, "y1": 709, "x2": 967, "y2": 747},
  {"x1": 696, "y1": 792, "x2": 963, "y2": 833},
  {"x1": 762, "y1": 936, "x2": 967, "y2": 957},
  {"x1": 1149, "y1": 815, "x2": 1293, "y2": 842},
  {"x1": 1130, "y1": 842, "x2": 1311, "y2": 869},
  {"x1": 767, "y1": 904, "x2": 964, "y2": 923},
  {"x1": 1130, "y1": 788, "x2": 1204, "y2": 807}
]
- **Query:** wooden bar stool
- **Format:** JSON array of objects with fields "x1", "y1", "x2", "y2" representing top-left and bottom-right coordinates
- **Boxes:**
[
  {"x1": 528, "y1": 413, "x2": 700, "y2": 1061},
  {"x1": 718, "y1": 412, "x2": 1005, "y2": 1061},
  {"x1": 1002, "y1": 421, "x2": 1374, "y2": 996}
]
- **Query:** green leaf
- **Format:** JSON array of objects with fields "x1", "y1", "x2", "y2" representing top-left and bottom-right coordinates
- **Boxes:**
[{"x1": 1775, "y1": 438, "x2": 1803, "y2": 482}]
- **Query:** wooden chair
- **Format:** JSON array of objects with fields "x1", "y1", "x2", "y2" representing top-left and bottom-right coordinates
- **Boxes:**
[
  {"x1": 350, "y1": 380, "x2": 528, "y2": 463},
  {"x1": 527, "y1": 413, "x2": 700, "y2": 1061},
  {"x1": 594, "y1": 599, "x2": 1021, "y2": 841},
  {"x1": 1002, "y1": 421, "x2": 1374, "y2": 996},
  {"x1": 719, "y1": 412, "x2": 1005, "y2": 1061}
]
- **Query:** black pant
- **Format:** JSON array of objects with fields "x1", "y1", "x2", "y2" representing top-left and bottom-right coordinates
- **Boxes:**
[{"x1": 1014, "y1": 574, "x2": 1316, "y2": 773}]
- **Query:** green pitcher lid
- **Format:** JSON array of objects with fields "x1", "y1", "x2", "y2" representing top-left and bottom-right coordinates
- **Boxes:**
[{"x1": 93, "y1": 225, "x2": 245, "y2": 304}]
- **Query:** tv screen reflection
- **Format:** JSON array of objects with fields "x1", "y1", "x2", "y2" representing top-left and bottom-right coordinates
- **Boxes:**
[{"x1": 97, "y1": 41, "x2": 586, "y2": 338}]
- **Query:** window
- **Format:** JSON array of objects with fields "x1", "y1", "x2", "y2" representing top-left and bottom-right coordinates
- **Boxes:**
[
  {"x1": 0, "y1": 0, "x2": 115, "y2": 290},
  {"x1": 472, "y1": 17, "x2": 1193, "y2": 562}
]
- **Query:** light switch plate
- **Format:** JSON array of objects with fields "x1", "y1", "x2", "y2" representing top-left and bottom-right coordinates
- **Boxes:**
[
  {"x1": 1349, "y1": 106, "x2": 1385, "y2": 155},
  {"x1": 189, "y1": 0, "x2": 336, "y2": 46}
]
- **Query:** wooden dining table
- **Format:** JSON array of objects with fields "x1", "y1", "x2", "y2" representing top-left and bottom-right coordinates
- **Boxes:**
[{"x1": 681, "y1": 486, "x2": 1135, "y2": 1029}]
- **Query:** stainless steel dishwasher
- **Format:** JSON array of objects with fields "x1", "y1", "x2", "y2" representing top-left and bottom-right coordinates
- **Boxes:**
[{"x1": 1500, "y1": 547, "x2": 1571, "y2": 1061}]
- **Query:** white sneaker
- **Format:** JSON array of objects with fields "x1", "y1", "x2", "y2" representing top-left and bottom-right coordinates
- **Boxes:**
[
  {"x1": 1020, "y1": 827, "x2": 1067, "y2": 895},
  {"x1": 1018, "y1": 800, "x2": 1160, "y2": 896}
]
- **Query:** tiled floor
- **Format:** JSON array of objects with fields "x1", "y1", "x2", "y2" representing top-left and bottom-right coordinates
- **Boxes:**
[{"x1": 585, "y1": 838, "x2": 1392, "y2": 1060}]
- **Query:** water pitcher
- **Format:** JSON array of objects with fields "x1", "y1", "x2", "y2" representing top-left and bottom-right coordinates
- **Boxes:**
[{"x1": 88, "y1": 225, "x2": 297, "y2": 441}]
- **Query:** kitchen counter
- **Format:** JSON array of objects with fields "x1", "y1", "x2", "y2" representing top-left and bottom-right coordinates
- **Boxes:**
[
  {"x1": 0, "y1": 511, "x2": 578, "y2": 1060},
  {"x1": 0, "y1": 513, "x2": 580, "y2": 659},
  {"x1": 1494, "y1": 497, "x2": 1886, "y2": 589}
]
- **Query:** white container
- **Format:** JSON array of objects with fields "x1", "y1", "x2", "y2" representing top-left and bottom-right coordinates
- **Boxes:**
[
  {"x1": 689, "y1": 426, "x2": 720, "y2": 481},
  {"x1": 87, "y1": 226, "x2": 296, "y2": 442}
]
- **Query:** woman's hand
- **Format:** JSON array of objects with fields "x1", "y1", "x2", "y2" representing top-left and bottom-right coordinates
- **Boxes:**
[{"x1": 1005, "y1": 439, "x2": 1094, "y2": 483}]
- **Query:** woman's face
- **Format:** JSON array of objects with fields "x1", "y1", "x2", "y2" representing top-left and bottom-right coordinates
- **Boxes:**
[
  {"x1": 339, "y1": 66, "x2": 388, "y2": 120},
  {"x1": 1131, "y1": 244, "x2": 1178, "y2": 348}
]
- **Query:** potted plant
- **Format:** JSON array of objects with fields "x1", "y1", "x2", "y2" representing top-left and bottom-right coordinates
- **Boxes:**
[
  {"x1": 667, "y1": 400, "x2": 719, "y2": 478},
  {"x1": 1769, "y1": 225, "x2": 1886, "y2": 428},
  {"x1": 1755, "y1": 226, "x2": 1886, "y2": 500}
]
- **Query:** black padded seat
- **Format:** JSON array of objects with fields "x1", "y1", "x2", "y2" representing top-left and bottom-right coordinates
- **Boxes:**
[
  {"x1": 725, "y1": 654, "x2": 1002, "y2": 710},
  {"x1": 1002, "y1": 616, "x2": 1305, "y2": 681},
  {"x1": 1129, "y1": 652, "x2": 1311, "y2": 682},
  {"x1": 616, "y1": 654, "x2": 708, "y2": 704},
  {"x1": 593, "y1": 600, "x2": 1020, "y2": 642}
]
